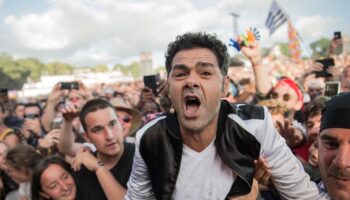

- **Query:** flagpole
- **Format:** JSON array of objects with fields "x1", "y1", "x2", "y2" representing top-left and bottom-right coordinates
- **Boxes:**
[{"x1": 295, "y1": 28, "x2": 312, "y2": 58}]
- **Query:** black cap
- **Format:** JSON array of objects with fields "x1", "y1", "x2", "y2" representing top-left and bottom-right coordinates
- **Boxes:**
[{"x1": 320, "y1": 92, "x2": 350, "y2": 131}]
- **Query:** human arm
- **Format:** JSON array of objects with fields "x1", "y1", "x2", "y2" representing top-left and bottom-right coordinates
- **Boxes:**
[
  {"x1": 239, "y1": 37, "x2": 272, "y2": 96},
  {"x1": 42, "y1": 83, "x2": 65, "y2": 131},
  {"x1": 58, "y1": 104, "x2": 84, "y2": 156},
  {"x1": 125, "y1": 134, "x2": 155, "y2": 200},
  {"x1": 256, "y1": 107, "x2": 319, "y2": 199},
  {"x1": 71, "y1": 151, "x2": 126, "y2": 200}
]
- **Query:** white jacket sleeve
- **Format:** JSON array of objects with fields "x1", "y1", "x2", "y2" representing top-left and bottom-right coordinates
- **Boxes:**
[
  {"x1": 258, "y1": 107, "x2": 320, "y2": 200},
  {"x1": 124, "y1": 133, "x2": 156, "y2": 200}
]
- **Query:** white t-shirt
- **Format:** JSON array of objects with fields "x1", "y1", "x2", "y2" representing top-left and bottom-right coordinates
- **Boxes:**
[{"x1": 172, "y1": 140, "x2": 235, "y2": 200}]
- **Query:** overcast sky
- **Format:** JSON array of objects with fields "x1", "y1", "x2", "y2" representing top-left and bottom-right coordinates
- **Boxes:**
[{"x1": 0, "y1": 0, "x2": 349, "y2": 68}]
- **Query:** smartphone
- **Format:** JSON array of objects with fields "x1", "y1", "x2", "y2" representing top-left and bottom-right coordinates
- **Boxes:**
[
  {"x1": 314, "y1": 58, "x2": 335, "y2": 78},
  {"x1": 324, "y1": 81, "x2": 341, "y2": 97},
  {"x1": 61, "y1": 82, "x2": 79, "y2": 90},
  {"x1": 0, "y1": 88, "x2": 9, "y2": 104},
  {"x1": 143, "y1": 74, "x2": 160, "y2": 97},
  {"x1": 334, "y1": 31, "x2": 341, "y2": 40}
]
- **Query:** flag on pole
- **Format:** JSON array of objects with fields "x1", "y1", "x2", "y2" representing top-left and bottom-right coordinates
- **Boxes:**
[
  {"x1": 288, "y1": 21, "x2": 302, "y2": 62},
  {"x1": 265, "y1": 1, "x2": 288, "y2": 36}
]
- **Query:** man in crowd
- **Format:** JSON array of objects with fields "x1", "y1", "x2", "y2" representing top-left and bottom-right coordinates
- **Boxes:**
[
  {"x1": 22, "y1": 103, "x2": 46, "y2": 146},
  {"x1": 125, "y1": 32, "x2": 319, "y2": 199},
  {"x1": 318, "y1": 92, "x2": 350, "y2": 199},
  {"x1": 60, "y1": 99, "x2": 134, "y2": 200}
]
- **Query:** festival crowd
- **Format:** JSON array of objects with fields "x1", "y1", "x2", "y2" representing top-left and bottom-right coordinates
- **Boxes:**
[{"x1": 0, "y1": 31, "x2": 349, "y2": 200}]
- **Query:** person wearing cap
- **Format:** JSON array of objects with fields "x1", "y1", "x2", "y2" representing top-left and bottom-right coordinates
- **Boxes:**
[{"x1": 317, "y1": 92, "x2": 350, "y2": 199}]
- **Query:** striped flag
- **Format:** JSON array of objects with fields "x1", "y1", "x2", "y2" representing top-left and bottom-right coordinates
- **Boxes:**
[{"x1": 265, "y1": 1, "x2": 289, "y2": 36}]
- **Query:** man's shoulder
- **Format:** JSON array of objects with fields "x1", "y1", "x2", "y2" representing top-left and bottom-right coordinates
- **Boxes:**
[
  {"x1": 230, "y1": 103, "x2": 265, "y2": 120},
  {"x1": 136, "y1": 115, "x2": 167, "y2": 143}
]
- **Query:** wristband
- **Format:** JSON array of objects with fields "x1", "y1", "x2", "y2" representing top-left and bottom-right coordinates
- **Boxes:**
[{"x1": 94, "y1": 161, "x2": 104, "y2": 172}]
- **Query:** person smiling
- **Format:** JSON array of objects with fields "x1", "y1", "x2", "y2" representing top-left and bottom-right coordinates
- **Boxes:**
[{"x1": 31, "y1": 156, "x2": 76, "y2": 200}]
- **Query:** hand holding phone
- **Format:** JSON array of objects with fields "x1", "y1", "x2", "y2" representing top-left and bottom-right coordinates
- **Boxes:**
[
  {"x1": 314, "y1": 58, "x2": 335, "y2": 78},
  {"x1": 143, "y1": 74, "x2": 160, "y2": 97}
]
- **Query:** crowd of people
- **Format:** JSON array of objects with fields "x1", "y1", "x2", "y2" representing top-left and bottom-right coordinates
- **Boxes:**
[{"x1": 0, "y1": 31, "x2": 349, "y2": 200}]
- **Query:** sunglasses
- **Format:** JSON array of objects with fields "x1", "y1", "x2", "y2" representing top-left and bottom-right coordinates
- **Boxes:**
[
  {"x1": 270, "y1": 92, "x2": 291, "y2": 102},
  {"x1": 24, "y1": 114, "x2": 40, "y2": 119},
  {"x1": 120, "y1": 116, "x2": 132, "y2": 123}
]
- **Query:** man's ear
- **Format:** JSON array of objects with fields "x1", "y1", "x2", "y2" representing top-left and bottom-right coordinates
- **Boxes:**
[
  {"x1": 39, "y1": 191, "x2": 50, "y2": 199},
  {"x1": 83, "y1": 132, "x2": 91, "y2": 143},
  {"x1": 222, "y1": 76, "x2": 230, "y2": 98}
]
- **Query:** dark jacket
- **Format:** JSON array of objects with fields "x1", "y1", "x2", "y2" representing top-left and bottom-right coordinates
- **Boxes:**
[{"x1": 139, "y1": 101, "x2": 262, "y2": 199}]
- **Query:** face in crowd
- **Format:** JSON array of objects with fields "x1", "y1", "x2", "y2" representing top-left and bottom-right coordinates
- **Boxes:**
[
  {"x1": 271, "y1": 83, "x2": 302, "y2": 112},
  {"x1": 39, "y1": 163, "x2": 77, "y2": 200},
  {"x1": 15, "y1": 103, "x2": 25, "y2": 120},
  {"x1": 318, "y1": 127, "x2": 350, "y2": 200},
  {"x1": 306, "y1": 114, "x2": 321, "y2": 142},
  {"x1": 167, "y1": 47, "x2": 229, "y2": 133},
  {"x1": 117, "y1": 110, "x2": 132, "y2": 138},
  {"x1": 84, "y1": 106, "x2": 124, "y2": 158},
  {"x1": 67, "y1": 90, "x2": 86, "y2": 111}
]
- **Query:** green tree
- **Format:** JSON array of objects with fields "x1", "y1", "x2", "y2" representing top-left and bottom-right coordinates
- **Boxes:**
[
  {"x1": 128, "y1": 61, "x2": 141, "y2": 79},
  {"x1": 309, "y1": 38, "x2": 330, "y2": 58},
  {"x1": 17, "y1": 58, "x2": 45, "y2": 81},
  {"x1": 44, "y1": 61, "x2": 74, "y2": 75},
  {"x1": 0, "y1": 53, "x2": 30, "y2": 89},
  {"x1": 92, "y1": 64, "x2": 109, "y2": 72},
  {"x1": 113, "y1": 63, "x2": 128, "y2": 75}
]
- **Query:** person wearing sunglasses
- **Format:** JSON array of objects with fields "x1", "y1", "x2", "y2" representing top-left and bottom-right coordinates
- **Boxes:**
[{"x1": 110, "y1": 97, "x2": 143, "y2": 138}]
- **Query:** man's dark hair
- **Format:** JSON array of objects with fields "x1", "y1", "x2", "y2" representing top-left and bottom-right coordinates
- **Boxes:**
[
  {"x1": 6, "y1": 144, "x2": 43, "y2": 171},
  {"x1": 24, "y1": 103, "x2": 43, "y2": 116},
  {"x1": 79, "y1": 98, "x2": 116, "y2": 132},
  {"x1": 304, "y1": 96, "x2": 329, "y2": 121},
  {"x1": 165, "y1": 32, "x2": 230, "y2": 76}
]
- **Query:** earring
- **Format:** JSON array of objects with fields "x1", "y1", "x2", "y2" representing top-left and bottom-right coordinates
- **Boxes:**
[{"x1": 169, "y1": 105, "x2": 175, "y2": 113}]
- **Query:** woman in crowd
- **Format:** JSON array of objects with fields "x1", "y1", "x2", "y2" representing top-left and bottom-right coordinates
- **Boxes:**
[{"x1": 31, "y1": 156, "x2": 76, "y2": 200}]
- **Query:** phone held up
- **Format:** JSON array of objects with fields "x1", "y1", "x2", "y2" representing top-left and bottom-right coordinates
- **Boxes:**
[
  {"x1": 61, "y1": 82, "x2": 79, "y2": 90},
  {"x1": 324, "y1": 81, "x2": 341, "y2": 97},
  {"x1": 143, "y1": 74, "x2": 160, "y2": 97},
  {"x1": 314, "y1": 58, "x2": 335, "y2": 78}
]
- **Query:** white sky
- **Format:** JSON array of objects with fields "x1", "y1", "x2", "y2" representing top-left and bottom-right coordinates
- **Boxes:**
[{"x1": 0, "y1": 0, "x2": 349, "y2": 68}]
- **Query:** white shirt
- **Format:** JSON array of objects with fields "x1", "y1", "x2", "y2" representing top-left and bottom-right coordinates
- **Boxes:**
[{"x1": 173, "y1": 140, "x2": 235, "y2": 200}]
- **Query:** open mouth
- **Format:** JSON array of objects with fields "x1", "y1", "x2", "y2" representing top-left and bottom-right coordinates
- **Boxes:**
[{"x1": 185, "y1": 96, "x2": 201, "y2": 115}]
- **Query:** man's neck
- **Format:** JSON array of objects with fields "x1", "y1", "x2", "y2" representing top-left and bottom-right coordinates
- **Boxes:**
[
  {"x1": 97, "y1": 146, "x2": 124, "y2": 170},
  {"x1": 180, "y1": 115, "x2": 218, "y2": 152}
]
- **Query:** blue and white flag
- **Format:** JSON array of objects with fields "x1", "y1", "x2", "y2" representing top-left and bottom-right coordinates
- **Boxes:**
[{"x1": 265, "y1": 1, "x2": 289, "y2": 36}]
